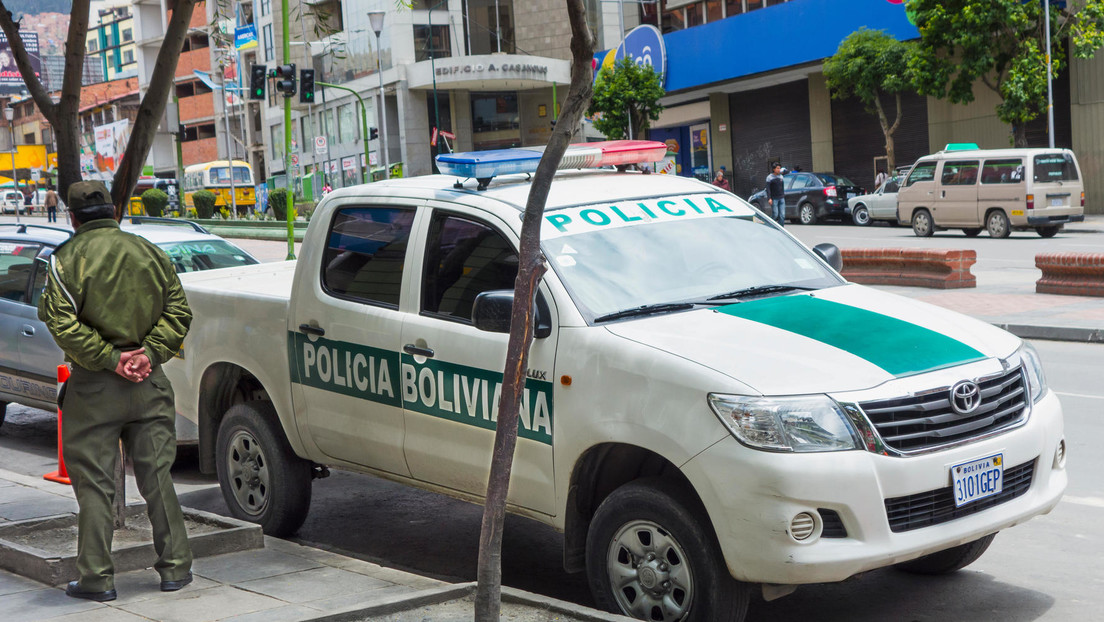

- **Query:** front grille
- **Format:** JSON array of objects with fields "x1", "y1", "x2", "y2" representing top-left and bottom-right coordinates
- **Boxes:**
[
  {"x1": 884, "y1": 460, "x2": 1035, "y2": 533},
  {"x1": 818, "y1": 509, "x2": 847, "y2": 538},
  {"x1": 858, "y1": 367, "x2": 1028, "y2": 453}
]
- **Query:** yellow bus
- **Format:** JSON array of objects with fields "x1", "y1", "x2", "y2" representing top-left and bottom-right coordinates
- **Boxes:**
[{"x1": 182, "y1": 160, "x2": 256, "y2": 213}]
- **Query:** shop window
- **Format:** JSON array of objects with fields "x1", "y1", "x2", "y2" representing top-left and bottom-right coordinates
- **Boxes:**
[
  {"x1": 725, "y1": 0, "x2": 743, "y2": 16},
  {"x1": 338, "y1": 104, "x2": 357, "y2": 144},
  {"x1": 414, "y1": 24, "x2": 451, "y2": 62},
  {"x1": 662, "y1": 6, "x2": 688, "y2": 33},
  {"x1": 706, "y1": 0, "x2": 724, "y2": 21}
]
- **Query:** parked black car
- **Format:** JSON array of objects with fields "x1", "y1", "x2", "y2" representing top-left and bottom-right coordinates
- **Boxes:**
[{"x1": 747, "y1": 172, "x2": 864, "y2": 224}]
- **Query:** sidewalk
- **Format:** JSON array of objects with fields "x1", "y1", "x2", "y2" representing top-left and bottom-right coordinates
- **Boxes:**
[{"x1": 0, "y1": 468, "x2": 447, "y2": 622}]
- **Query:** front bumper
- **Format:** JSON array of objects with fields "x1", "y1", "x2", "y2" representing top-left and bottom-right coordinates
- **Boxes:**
[{"x1": 682, "y1": 389, "x2": 1066, "y2": 585}]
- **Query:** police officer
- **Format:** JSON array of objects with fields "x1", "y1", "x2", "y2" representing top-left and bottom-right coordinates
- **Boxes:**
[{"x1": 38, "y1": 181, "x2": 194, "y2": 601}]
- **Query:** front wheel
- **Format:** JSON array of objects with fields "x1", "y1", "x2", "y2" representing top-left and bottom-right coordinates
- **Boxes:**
[
  {"x1": 1037, "y1": 225, "x2": 1061, "y2": 238},
  {"x1": 986, "y1": 210, "x2": 1011, "y2": 238},
  {"x1": 799, "y1": 202, "x2": 818, "y2": 225},
  {"x1": 215, "y1": 401, "x2": 312, "y2": 537},
  {"x1": 895, "y1": 533, "x2": 997, "y2": 575},
  {"x1": 911, "y1": 209, "x2": 934, "y2": 237},
  {"x1": 586, "y1": 478, "x2": 750, "y2": 622},
  {"x1": 852, "y1": 205, "x2": 870, "y2": 226}
]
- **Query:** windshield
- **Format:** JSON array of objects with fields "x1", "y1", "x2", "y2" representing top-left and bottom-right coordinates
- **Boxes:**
[
  {"x1": 210, "y1": 166, "x2": 252, "y2": 185},
  {"x1": 158, "y1": 240, "x2": 258, "y2": 273},
  {"x1": 541, "y1": 193, "x2": 844, "y2": 321}
]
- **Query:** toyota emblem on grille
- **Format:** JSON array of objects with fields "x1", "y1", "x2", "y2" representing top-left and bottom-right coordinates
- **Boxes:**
[{"x1": 950, "y1": 381, "x2": 981, "y2": 415}]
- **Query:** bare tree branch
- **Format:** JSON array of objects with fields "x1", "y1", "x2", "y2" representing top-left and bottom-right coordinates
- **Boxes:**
[
  {"x1": 58, "y1": 0, "x2": 91, "y2": 124},
  {"x1": 111, "y1": 0, "x2": 198, "y2": 218},
  {"x1": 0, "y1": 0, "x2": 59, "y2": 123},
  {"x1": 473, "y1": 1, "x2": 595, "y2": 620}
]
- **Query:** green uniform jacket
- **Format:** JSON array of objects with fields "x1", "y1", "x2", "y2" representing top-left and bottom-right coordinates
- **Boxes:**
[{"x1": 37, "y1": 219, "x2": 192, "y2": 371}]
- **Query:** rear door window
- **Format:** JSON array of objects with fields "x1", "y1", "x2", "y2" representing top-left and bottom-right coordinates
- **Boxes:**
[
  {"x1": 940, "y1": 161, "x2": 979, "y2": 186},
  {"x1": 1033, "y1": 153, "x2": 1079, "y2": 182},
  {"x1": 904, "y1": 161, "x2": 936, "y2": 186},
  {"x1": 981, "y1": 159, "x2": 1024, "y2": 184},
  {"x1": 321, "y1": 206, "x2": 416, "y2": 308}
]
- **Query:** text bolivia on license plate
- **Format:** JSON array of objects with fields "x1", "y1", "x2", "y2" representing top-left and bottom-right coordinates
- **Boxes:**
[{"x1": 952, "y1": 453, "x2": 1004, "y2": 507}]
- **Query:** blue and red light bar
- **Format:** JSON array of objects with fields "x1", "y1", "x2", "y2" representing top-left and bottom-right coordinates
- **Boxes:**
[{"x1": 436, "y1": 140, "x2": 668, "y2": 183}]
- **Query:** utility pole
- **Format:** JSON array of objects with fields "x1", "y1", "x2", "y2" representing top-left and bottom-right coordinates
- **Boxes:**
[
  {"x1": 220, "y1": 58, "x2": 238, "y2": 216},
  {"x1": 281, "y1": 0, "x2": 294, "y2": 259}
]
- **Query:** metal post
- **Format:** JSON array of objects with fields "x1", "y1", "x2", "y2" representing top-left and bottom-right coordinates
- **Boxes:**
[
  {"x1": 222, "y1": 61, "x2": 238, "y2": 217},
  {"x1": 377, "y1": 35, "x2": 390, "y2": 179},
  {"x1": 317, "y1": 81, "x2": 371, "y2": 185},
  {"x1": 494, "y1": 0, "x2": 501, "y2": 52},
  {"x1": 617, "y1": 0, "x2": 632, "y2": 140},
  {"x1": 6, "y1": 110, "x2": 19, "y2": 224},
  {"x1": 281, "y1": 0, "x2": 294, "y2": 259},
  {"x1": 1045, "y1": 0, "x2": 1055, "y2": 149},
  {"x1": 430, "y1": 0, "x2": 444, "y2": 166}
]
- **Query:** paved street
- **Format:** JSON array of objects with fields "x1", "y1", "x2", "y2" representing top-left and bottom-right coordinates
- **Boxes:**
[{"x1": 2, "y1": 339, "x2": 1101, "y2": 620}]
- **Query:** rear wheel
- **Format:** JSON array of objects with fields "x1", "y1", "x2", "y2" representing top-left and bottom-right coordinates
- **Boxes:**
[
  {"x1": 852, "y1": 204, "x2": 871, "y2": 226},
  {"x1": 911, "y1": 209, "x2": 934, "y2": 237},
  {"x1": 962, "y1": 228, "x2": 982, "y2": 237},
  {"x1": 586, "y1": 478, "x2": 750, "y2": 622},
  {"x1": 799, "y1": 202, "x2": 818, "y2": 225},
  {"x1": 895, "y1": 533, "x2": 997, "y2": 575},
  {"x1": 215, "y1": 401, "x2": 312, "y2": 537},
  {"x1": 986, "y1": 210, "x2": 1011, "y2": 238},
  {"x1": 1037, "y1": 225, "x2": 1060, "y2": 238}
]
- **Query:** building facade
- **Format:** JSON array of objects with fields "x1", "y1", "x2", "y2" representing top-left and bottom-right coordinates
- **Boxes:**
[
  {"x1": 610, "y1": 0, "x2": 1103, "y2": 213},
  {"x1": 87, "y1": 1, "x2": 139, "y2": 82}
]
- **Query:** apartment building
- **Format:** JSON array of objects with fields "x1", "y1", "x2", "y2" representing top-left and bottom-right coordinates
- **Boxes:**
[{"x1": 87, "y1": 1, "x2": 139, "y2": 82}]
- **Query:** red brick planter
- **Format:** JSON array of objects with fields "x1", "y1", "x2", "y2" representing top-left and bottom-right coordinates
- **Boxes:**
[
  {"x1": 1036, "y1": 253, "x2": 1104, "y2": 297},
  {"x1": 840, "y1": 248, "x2": 977, "y2": 289}
]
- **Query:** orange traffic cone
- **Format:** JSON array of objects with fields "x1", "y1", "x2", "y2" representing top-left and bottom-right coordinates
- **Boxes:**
[{"x1": 43, "y1": 364, "x2": 71, "y2": 485}]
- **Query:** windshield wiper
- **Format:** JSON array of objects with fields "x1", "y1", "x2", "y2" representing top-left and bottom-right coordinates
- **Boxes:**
[
  {"x1": 707, "y1": 285, "x2": 816, "y2": 301},
  {"x1": 593, "y1": 302, "x2": 695, "y2": 323}
]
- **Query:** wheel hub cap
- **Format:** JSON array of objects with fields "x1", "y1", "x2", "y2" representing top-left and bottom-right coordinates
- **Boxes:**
[{"x1": 606, "y1": 521, "x2": 693, "y2": 622}]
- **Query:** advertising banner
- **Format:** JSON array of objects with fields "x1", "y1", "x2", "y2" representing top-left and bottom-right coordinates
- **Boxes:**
[
  {"x1": 92, "y1": 119, "x2": 130, "y2": 180},
  {"x1": 0, "y1": 31, "x2": 40, "y2": 94}
]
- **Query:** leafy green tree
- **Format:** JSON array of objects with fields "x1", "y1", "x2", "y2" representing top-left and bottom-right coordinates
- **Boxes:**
[
  {"x1": 823, "y1": 28, "x2": 915, "y2": 172},
  {"x1": 192, "y1": 190, "x2": 217, "y2": 219},
  {"x1": 587, "y1": 57, "x2": 665, "y2": 139},
  {"x1": 908, "y1": 0, "x2": 1104, "y2": 146}
]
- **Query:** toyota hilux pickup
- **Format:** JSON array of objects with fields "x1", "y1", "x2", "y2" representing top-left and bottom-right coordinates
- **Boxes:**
[{"x1": 163, "y1": 141, "x2": 1066, "y2": 622}]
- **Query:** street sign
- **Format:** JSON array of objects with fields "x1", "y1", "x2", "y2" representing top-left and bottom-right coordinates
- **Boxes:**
[
  {"x1": 314, "y1": 136, "x2": 327, "y2": 155},
  {"x1": 291, "y1": 154, "x2": 299, "y2": 166}
]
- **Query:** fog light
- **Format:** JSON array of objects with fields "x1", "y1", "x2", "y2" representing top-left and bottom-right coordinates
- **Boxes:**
[
  {"x1": 1054, "y1": 438, "x2": 1066, "y2": 469},
  {"x1": 790, "y1": 512, "x2": 816, "y2": 541}
]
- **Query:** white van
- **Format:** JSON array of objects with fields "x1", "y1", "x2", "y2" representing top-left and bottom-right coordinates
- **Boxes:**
[{"x1": 897, "y1": 146, "x2": 1085, "y2": 238}]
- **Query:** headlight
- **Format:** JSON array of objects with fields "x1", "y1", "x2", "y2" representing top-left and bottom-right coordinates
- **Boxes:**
[
  {"x1": 1019, "y1": 343, "x2": 1048, "y2": 403},
  {"x1": 707, "y1": 394, "x2": 861, "y2": 452}
]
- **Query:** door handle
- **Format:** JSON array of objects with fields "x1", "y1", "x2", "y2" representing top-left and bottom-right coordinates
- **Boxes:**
[
  {"x1": 403, "y1": 344, "x2": 435, "y2": 358},
  {"x1": 21, "y1": 325, "x2": 34, "y2": 337},
  {"x1": 298, "y1": 323, "x2": 325, "y2": 337},
  {"x1": 941, "y1": 190, "x2": 946, "y2": 198}
]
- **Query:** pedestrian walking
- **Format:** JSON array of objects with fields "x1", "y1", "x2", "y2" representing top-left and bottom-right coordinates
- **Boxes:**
[
  {"x1": 44, "y1": 186, "x2": 58, "y2": 222},
  {"x1": 766, "y1": 162, "x2": 787, "y2": 226},
  {"x1": 38, "y1": 181, "x2": 194, "y2": 603},
  {"x1": 713, "y1": 166, "x2": 730, "y2": 191},
  {"x1": 874, "y1": 167, "x2": 888, "y2": 189}
]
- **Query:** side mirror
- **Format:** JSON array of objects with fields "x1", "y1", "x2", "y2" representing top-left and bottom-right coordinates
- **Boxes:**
[
  {"x1": 813, "y1": 242, "x2": 843, "y2": 272},
  {"x1": 472, "y1": 290, "x2": 552, "y2": 339}
]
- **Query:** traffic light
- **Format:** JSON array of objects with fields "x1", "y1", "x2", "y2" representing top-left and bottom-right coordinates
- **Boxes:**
[
  {"x1": 250, "y1": 64, "x2": 267, "y2": 100},
  {"x1": 299, "y1": 69, "x2": 315, "y2": 104},
  {"x1": 369, "y1": 127, "x2": 379, "y2": 140},
  {"x1": 273, "y1": 64, "x2": 296, "y2": 97}
]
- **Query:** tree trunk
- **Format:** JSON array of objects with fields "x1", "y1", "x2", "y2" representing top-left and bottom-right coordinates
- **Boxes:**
[
  {"x1": 1013, "y1": 125, "x2": 1029, "y2": 148},
  {"x1": 472, "y1": 1, "x2": 594, "y2": 620},
  {"x1": 873, "y1": 92, "x2": 903, "y2": 175},
  {"x1": 111, "y1": 0, "x2": 198, "y2": 219}
]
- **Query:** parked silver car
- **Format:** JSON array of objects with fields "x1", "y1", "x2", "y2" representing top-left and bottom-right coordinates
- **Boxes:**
[
  {"x1": 0, "y1": 218, "x2": 258, "y2": 429},
  {"x1": 846, "y1": 177, "x2": 900, "y2": 226}
]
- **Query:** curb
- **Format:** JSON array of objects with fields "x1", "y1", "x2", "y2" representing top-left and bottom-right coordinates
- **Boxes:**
[{"x1": 995, "y1": 323, "x2": 1104, "y2": 343}]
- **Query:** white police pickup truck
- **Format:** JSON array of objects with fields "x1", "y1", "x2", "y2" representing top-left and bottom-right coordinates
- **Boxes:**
[{"x1": 164, "y1": 141, "x2": 1066, "y2": 622}]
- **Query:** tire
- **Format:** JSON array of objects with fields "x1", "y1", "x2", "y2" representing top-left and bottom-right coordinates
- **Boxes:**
[
  {"x1": 750, "y1": 200, "x2": 762, "y2": 212},
  {"x1": 586, "y1": 478, "x2": 750, "y2": 622},
  {"x1": 1037, "y1": 225, "x2": 1060, "y2": 238},
  {"x1": 215, "y1": 401, "x2": 312, "y2": 537},
  {"x1": 911, "y1": 209, "x2": 934, "y2": 237},
  {"x1": 799, "y1": 202, "x2": 818, "y2": 225},
  {"x1": 895, "y1": 533, "x2": 997, "y2": 575},
  {"x1": 986, "y1": 210, "x2": 1011, "y2": 238},
  {"x1": 852, "y1": 204, "x2": 871, "y2": 226},
  {"x1": 962, "y1": 228, "x2": 982, "y2": 237}
]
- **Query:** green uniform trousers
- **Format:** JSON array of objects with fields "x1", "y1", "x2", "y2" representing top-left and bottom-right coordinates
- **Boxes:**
[{"x1": 61, "y1": 365, "x2": 192, "y2": 591}]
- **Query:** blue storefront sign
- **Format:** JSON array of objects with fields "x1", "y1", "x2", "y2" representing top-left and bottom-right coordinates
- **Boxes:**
[
  {"x1": 595, "y1": 24, "x2": 667, "y2": 86},
  {"x1": 234, "y1": 24, "x2": 258, "y2": 51}
]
